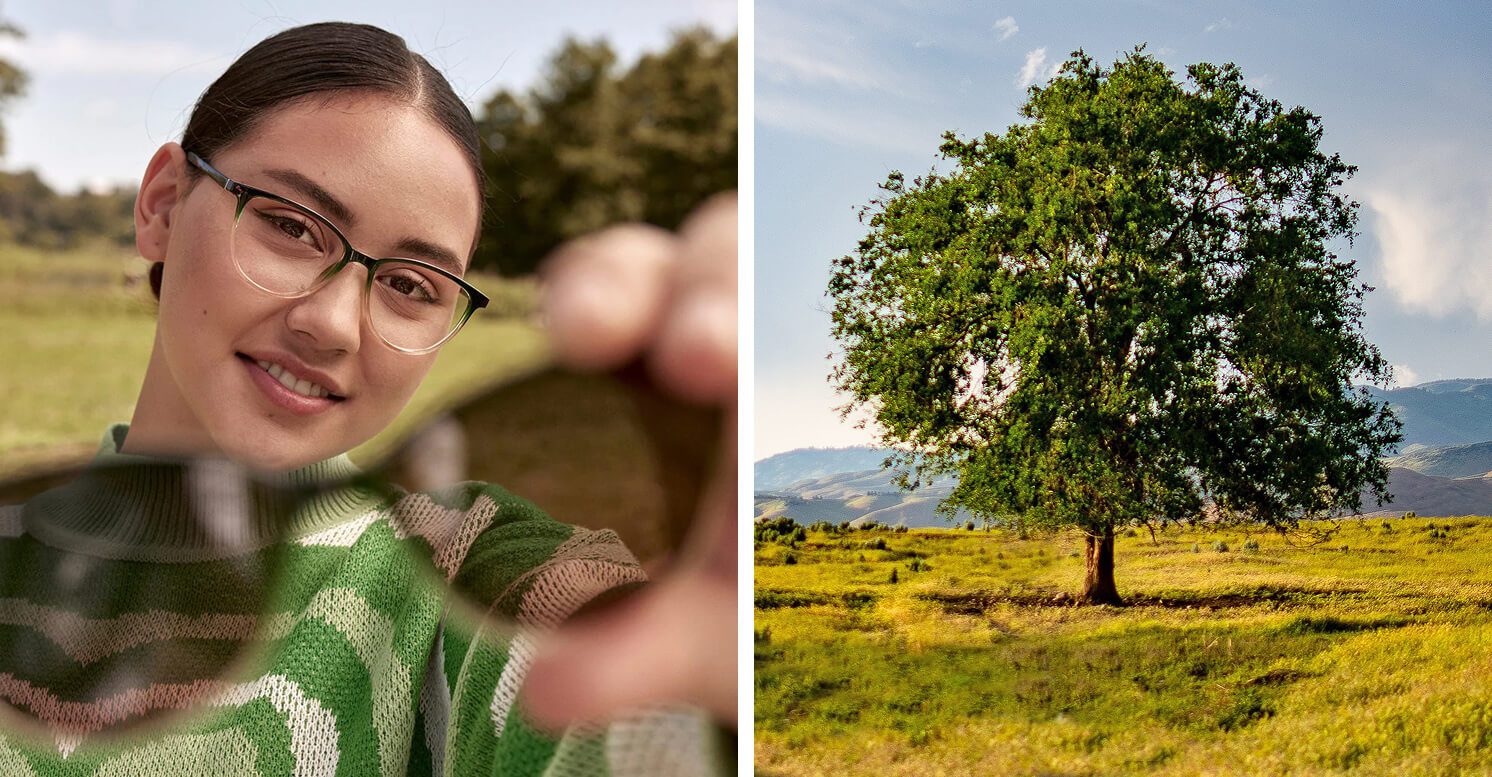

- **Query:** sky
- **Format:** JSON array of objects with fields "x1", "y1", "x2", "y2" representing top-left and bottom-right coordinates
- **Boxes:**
[
  {"x1": 0, "y1": 0, "x2": 736, "y2": 192},
  {"x1": 754, "y1": 0, "x2": 1492, "y2": 460}
]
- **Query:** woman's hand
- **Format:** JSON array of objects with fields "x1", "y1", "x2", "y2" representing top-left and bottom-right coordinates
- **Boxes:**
[{"x1": 521, "y1": 193, "x2": 738, "y2": 728}]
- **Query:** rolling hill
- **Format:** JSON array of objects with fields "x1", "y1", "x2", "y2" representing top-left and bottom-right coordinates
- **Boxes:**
[{"x1": 757, "y1": 380, "x2": 1492, "y2": 524}]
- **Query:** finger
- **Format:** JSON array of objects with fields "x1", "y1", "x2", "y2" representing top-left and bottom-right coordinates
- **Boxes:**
[
  {"x1": 541, "y1": 224, "x2": 677, "y2": 371},
  {"x1": 648, "y1": 193, "x2": 738, "y2": 403},
  {"x1": 521, "y1": 573, "x2": 737, "y2": 729}
]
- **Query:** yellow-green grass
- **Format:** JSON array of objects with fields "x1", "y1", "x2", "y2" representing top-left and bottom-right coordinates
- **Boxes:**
[
  {"x1": 0, "y1": 241, "x2": 547, "y2": 478},
  {"x1": 756, "y1": 518, "x2": 1492, "y2": 776}
]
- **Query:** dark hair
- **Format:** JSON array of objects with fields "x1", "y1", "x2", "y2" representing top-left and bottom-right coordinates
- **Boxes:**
[{"x1": 150, "y1": 21, "x2": 484, "y2": 298}]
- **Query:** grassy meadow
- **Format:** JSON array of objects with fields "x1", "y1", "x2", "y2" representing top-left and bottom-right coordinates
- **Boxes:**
[
  {"x1": 756, "y1": 517, "x2": 1492, "y2": 776},
  {"x1": 0, "y1": 241, "x2": 549, "y2": 479}
]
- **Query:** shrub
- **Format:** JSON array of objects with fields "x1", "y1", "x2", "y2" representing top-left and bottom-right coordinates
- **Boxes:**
[
  {"x1": 1242, "y1": 538, "x2": 1260, "y2": 553},
  {"x1": 907, "y1": 557, "x2": 931, "y2": 572},
  {"x1": 894, "y1": 524, "x2": 909, "y2": 533},
  {"x1": 1123, "y1": 527, "x2": 1139, "y2": 538},
  {"x1": 783, "y1": 552, "x2": 798, "y2": 565},
  {"x1": 964, "y1": 521, "x2": 976, "y2": 531},
  {"x1": 1403, "y1": 511, "x2": 1417, "y2": 520},
  {"x1": 1191, "y1": 543, "x2": 1201, "y2": 553},
  {"x1": 1212, "y1": 540, "x2": 1229, "y2": 553},
  {"x1": 888, "y1": 568, "x2": 898, "y2": 584},
  {"x1": 863, "y1": 538, "x2": 887, "y2": 550}
]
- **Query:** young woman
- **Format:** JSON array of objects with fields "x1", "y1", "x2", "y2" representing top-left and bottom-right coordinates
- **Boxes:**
[{"x1": 0, "y1": 21, "x2": 732, "y2": 776}]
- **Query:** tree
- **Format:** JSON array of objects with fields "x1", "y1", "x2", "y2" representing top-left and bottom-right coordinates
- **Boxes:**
[
  {"x1": 0, "y1": 14, "x2": 24, "y2": 158},
  {"x1": 476, "y1": 28, "x2": 736, "y2": 275},
  {"x1": 828, "y1": 48, "x2": 1401, "y2": 605}
]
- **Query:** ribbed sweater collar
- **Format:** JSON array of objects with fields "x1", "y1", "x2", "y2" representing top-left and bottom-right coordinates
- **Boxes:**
[{"x1": 21, "y1": 424, "x2": 386, "y2": 561}]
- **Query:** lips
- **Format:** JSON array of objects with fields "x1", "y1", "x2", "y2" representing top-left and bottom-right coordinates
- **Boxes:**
[
  {"x1": 237, "y1": 352, "x2": 347, "y2": 416},
  {"x1": 255, "y1": 359, "x2": 334, "y2": 399}
]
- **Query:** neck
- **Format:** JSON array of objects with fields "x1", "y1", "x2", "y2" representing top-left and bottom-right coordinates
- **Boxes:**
[{"x1": 121, "y1": 331, "x2": 220, "y2": 459}]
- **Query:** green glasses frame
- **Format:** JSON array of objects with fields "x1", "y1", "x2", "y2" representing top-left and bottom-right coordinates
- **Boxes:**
[{"x1": 185, "y1": 151, "x2": 489, "y2": 354}]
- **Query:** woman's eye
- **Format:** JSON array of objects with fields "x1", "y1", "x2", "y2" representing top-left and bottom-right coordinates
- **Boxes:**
[
  {"x1": 256, "y1": 210, "x2": 323, "y2": 251},
  {"x1": 379, "y1": 272, "x2": 438, "y2": 303}
]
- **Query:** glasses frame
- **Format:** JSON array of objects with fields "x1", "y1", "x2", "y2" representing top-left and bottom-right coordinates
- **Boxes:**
[{"x1": 185, "y1": 151, "x2": 489, "y2": 354}]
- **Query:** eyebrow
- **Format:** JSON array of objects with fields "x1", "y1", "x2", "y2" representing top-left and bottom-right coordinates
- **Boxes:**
[{"x1": 261, "y1": 168, "x2": 468, "y2": 276}]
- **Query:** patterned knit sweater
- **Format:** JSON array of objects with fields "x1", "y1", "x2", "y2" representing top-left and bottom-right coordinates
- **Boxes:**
[{"x1": 0, "y1": 426, "x2": 714, "y2": 776}]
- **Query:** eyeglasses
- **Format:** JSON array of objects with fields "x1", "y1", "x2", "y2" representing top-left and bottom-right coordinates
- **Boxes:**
[{"x1": 186, "y1": 152, "x2": 489, "y2": 354}]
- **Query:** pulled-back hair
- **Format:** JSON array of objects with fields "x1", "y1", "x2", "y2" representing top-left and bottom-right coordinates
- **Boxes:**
[{"x1": 149, "y1": 21, "x2": 484, "y2": 298}]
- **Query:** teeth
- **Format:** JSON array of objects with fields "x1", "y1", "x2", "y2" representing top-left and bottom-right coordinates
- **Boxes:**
[{"x1": 254, "y1": 358, "x2": 331, "y2": 399}]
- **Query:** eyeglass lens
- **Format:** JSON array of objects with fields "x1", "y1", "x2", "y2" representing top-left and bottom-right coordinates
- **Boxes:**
[{"x1": 231, "y1": 196, "x2": 474, "y2": 351}]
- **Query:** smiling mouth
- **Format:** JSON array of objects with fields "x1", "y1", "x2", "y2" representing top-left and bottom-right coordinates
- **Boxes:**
[{"x1": 245, "y1": 356, "x2": 344, "y2": 400}]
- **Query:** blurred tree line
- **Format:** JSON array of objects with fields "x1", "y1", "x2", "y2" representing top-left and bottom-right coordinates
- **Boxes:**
[
  {"x1": 476, "y1": 27, "x2": 737, "y2": 275},
  {"x1": 0, "y1": 25, "x2": 736, "y2": 272},
  {"x1": 0, "y1": 171, "x2": 135, "y2": 249}
]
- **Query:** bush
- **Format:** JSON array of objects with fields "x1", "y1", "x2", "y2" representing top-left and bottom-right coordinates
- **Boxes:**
[
  {"x1": 907, "y1": 557, "x2": 931, "y2": 573},
  {"x1": 1403, "y1": 511, "x2": 1417, "y2": 520},
  {"x1": 863, "y1": 538, "x2": 887, "y2": 550},
  {"x1": 783, "y1": 552, "x2": 798, "y2": 565},
  {"x1": 1122, "y1": 527, "x2": 1139, "y2": 538},
  {"x1": 1191, "y1": 543, "x2": 1201, "y2": 553},
  {"x1": 964, "y1": 521, "x2": 976, "y2": 531},
  {"x1": 888, "y1": 568, "x2": 899, "y2": 584},
  {"x1": 1242, "y1": 538, "x2": 1260, "y2": 553},
  {"x1": 1212, "y1": 540, "x2": 1229, "y2": 553},
  {"x1": 894, "y1": 524, "x2": 909, "y2": 533}
]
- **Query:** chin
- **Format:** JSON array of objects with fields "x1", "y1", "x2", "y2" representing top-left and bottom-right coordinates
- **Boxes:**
[{"x1": 215, "y1": 430, "x2": 345, "y2": 473}]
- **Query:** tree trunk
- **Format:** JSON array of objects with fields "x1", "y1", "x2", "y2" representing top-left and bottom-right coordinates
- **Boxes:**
[{"x1": 1081, "y1": 524, "x2": 1122, "y2": 605}]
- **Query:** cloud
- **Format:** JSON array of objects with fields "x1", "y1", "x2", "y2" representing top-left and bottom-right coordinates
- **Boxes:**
[
  {"x1": 756, "y1": 92, "x2": 939, "y2": 155},
  {"x1": 1016, "y1": 47, "x2": 1059, "y2": 88},
  {"x1": 1205, "y1": 18, "x2": 1234, "y2": 33},
  {"x1": 1391, "y1": 363, "x2": 1420, "y2": 388},
  {"x1": 0, "y1": 30, "x2": 220, "y2": 77},
  {"x1": 1363, "y1": 147, "x2": 1492, "y2": 320},
  {"x1": 994, "y1": 16, "x2": 1018, "y2": 41},
  {"x1": 758, "y1": 45, "x2": 884, "y2": 91}
]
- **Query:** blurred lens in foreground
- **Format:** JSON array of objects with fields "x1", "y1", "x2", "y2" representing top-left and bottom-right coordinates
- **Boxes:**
[
  {"x1": 0, "y1": 363, "x2": 721, "y2": 746},
  {"x1": 0, "y1": 460, "x2": 309, "y2": 742}
]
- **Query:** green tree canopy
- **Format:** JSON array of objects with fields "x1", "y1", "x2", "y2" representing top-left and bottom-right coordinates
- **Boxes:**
[
  {"x1": 476, "y1": 27, "x2": 736, "y2": 275},
  {"x1": 828, "y1": 48, "x2": 1401, "y2": 605}
]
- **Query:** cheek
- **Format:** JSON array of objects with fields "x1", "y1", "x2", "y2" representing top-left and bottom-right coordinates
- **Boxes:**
[{"x1": 362, "y1": 352, "x2": 437, "y2": 416}]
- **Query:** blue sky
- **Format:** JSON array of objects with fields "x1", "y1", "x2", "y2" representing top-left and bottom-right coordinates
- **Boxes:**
[
  {"x1": 0, "y1": 0, "x2": 735, "y2": 192},
  {"x1": 754, "y1": 0, "x2": 1492, "y2": 459}
]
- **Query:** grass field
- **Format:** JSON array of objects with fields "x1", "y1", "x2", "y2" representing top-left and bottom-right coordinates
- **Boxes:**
[
  {"x1": 756, "y1": 517, "x2": 1492, "y2": 777},
  {"x1": 0, "y1": 241, "x2": 548, "y2": 478}
]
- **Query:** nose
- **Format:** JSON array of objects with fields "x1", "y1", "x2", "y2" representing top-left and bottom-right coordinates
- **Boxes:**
[{"x1": 284, "y1": 264, "x2": 364, "y2": 353}]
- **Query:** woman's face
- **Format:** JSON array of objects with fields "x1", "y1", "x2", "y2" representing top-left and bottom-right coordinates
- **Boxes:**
[{"x1": 133, "y1": 93, "x2": 482, "y2": 471}]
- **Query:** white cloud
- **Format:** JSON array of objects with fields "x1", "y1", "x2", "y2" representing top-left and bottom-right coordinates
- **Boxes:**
[
  {"x1": 1391, "y1": 364, "x2": 1420, "y2": 388},
  {"x1": 1205, "y1": 18, "x2": 1234, "y2": 33},
  {"x1": 756, "y1": 92, "x2": 938, "y2": 155},
  {"x1": 1015, "y1": 47, "x2": 1059, "y2": 88},
  {"x1": 1363, "y1": 147, "x2": 1492, "y2": 320},
  {"x1": 0, "y1": 30, "x2": 220, "y2": 77},
  {"x1": 758, "y1": 45, "x2": 884, "y2": 91},
  {"x1": 994, "y1": 16, "x2": 1018, "y2": 41}
]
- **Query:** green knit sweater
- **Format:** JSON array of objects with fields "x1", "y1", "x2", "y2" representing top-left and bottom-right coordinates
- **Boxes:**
[{"x1": 0, "y1": 426, "x2": 713, "y2": 776}]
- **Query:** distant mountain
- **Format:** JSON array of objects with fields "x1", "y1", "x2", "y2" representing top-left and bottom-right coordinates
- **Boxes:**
[
  {"x1": 1364, "y1": 467, "x2": 1492, "y2": 518},
  {"x1": 753, "y1": 447, "x2": 897, "y2": 491},
  {"x1": 754, "y1": 379, "x2": 1492, "y2": 525},
  {"x1": 755, "y1": 467, "x2": 974, "y2": 528},
  {"x1": 1385, "y1": 440, "x2": 1492, "y2": 480},
  {"x1": 1364, "y1": 380, "x2": 1492, "y2": 450}
]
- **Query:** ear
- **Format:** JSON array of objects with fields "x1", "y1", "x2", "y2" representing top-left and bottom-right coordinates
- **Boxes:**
[{"x1": 134, "y1": 142, "x2": 189, "y2": 262}]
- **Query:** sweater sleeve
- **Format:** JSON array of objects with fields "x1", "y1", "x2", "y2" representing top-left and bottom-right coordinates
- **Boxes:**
[{"x1": 402, "y1": 481, "x2": 723, "y2": 777}]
